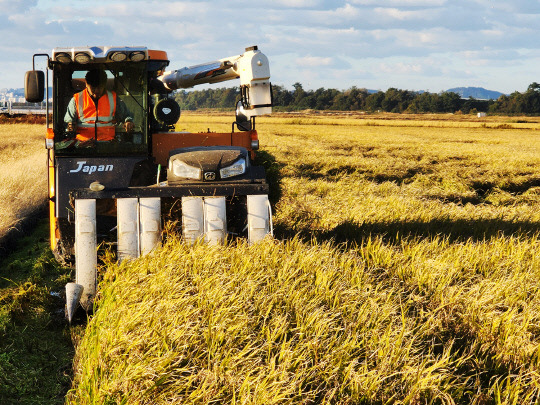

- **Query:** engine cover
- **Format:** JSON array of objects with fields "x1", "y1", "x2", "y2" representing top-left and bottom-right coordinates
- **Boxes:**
[{"x1": 167, "y1": 146, "x2": 251, "y2": 184}]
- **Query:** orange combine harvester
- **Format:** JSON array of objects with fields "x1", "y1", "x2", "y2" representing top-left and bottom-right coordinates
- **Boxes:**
[{"x1": 24, "y1": 45, "x2": 273, "y2": 321}]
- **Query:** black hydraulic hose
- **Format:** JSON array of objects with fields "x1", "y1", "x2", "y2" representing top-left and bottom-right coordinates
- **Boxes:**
[{"x1": 93, "y1": 96, "x2": 98, "y2": 141}]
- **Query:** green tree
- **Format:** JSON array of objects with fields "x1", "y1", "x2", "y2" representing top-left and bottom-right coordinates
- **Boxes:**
[
  {"x1": 271, "y1": 84, "x2": 293, "y2": 107},
  {"x1": 365, "y1": 91, "x2": 385, "y2": 112},
  {"x1": 439, "y1": 92, "x2": 461, "y2": 112},
  {"x1": 292, "y1": 82, "x2": 306, "y2": 108}
]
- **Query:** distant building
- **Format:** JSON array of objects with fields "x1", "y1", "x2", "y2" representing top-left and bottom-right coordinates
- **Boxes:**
[{"x1": 477, "y1": 112, "x2": 487, "y2": 118}]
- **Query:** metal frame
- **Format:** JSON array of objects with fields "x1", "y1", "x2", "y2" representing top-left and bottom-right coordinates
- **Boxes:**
[{"x1": 70, "y1": 182, "x2": 269, "y2": 200}]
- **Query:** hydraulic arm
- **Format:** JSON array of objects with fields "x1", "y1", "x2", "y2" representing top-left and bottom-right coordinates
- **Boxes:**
[{"x1": 158, "y1": 46, "x2": 272, "y2": 117}]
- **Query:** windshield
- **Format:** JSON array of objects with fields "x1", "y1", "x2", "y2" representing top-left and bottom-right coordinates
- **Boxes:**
[{"x1": 53, "y1": 62, "x2": 148, "y2": 156}]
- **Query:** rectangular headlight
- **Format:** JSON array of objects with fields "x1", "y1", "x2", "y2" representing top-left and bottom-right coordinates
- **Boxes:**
[
  {"x1": 172, "y1": 160, "x2": 201, "y2": 180},
  {"x1": 220, "y1": 158, "x2": 246, "y2": 179}
]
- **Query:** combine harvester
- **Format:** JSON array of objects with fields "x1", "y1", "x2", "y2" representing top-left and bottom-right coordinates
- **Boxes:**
[{"x1": 24, "y1": 45, "x2": 273, "y2": 321}]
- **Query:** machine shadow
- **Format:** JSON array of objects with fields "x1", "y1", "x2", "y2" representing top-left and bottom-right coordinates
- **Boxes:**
[
  {"x1": 275, "y1": 217, "x2": 540, "y2": 246},
  {"x1": 253, "y1": 149, "x2": 284, "y2": 210}
]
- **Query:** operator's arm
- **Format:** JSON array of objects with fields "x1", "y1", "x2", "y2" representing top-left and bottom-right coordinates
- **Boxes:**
[
  {"x1": 54, "y1": 97, "x2": 80, "y2": 148},
  {"x1": 115, "y1": 97, "x2": 134, "y2": 132},
  {"x1": 115, "y1": 98, "x2": 133, "y2": 124},
  {"x1": 64, "y1": 97, "x2": 78, "y2": 126}
]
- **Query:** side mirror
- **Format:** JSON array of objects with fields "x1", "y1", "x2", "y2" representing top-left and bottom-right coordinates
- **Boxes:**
[
  {"x1": 235, "y1": 100, "x2": 252, "y2": 131},
  {"x1": 25, "y1": 70, "x2": 45, "y2": 103}
]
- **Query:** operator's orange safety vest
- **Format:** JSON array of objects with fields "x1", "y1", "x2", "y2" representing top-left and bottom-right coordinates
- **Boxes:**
[{"x1": 74, "y1": 89, "x2": 117, "y2": 141}]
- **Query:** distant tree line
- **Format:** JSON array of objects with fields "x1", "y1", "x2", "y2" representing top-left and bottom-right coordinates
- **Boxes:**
[{"x1": 173, "y1": 82, "x2": 540, "y2": 115}]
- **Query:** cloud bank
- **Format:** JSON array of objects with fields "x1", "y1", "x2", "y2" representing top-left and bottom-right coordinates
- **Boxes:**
[{"x1": 1, "y1": 0, "x2": 540, "y2": 93}]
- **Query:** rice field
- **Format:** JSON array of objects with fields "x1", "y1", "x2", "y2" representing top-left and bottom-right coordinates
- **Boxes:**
[
  {"x1": 0, "y1": 123, "x2": 47, "y2": 240},
  {"x1": 62, "y1": 113, "x2": 540, "y2": 404},
  {"x1": 2, "y1": 113, "x2": 540, "y2": 403}
]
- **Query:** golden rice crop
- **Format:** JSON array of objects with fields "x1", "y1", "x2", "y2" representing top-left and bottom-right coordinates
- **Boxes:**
[
  {"x1": 67, "y1": 113, "x2": 540, "y2": 403},
  {"x1": 0, "y1": 124, "x2": 47, "y2": 240},
  {"x1": 68, "y1": 235, "x2": 540, "y2": 403},
  {"x1": 68, "y1": 238, "x2": 466, "y2": 404}
]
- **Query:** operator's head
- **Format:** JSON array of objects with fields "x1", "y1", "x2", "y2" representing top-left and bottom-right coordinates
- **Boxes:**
[{"x1": 85, "y1": 69, "x2": 107, "y2": 98}]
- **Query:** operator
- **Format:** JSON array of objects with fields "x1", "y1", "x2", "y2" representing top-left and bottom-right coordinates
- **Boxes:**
[{"x1": 64, "y1": 69, "x2": 134, "y2": 143}]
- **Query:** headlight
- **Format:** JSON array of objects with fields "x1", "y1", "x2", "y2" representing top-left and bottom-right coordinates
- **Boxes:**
[
  {"x1": 74, "y1": 52, "x2": 91, "y2": 64},
  {"x1": 220, "y1": 158, "x2": 246, "y2": 179},
  {"x1": 129, "y1": 51, "x2": 145, "y2": 62},
  {"x1": 110, "y1": 51, "x2": 127, "y2": 62},
  {"x1": 55, "y1": 52, "x2": 72, "y2": 63},
  {"x1": 171, "y1": 160, "x2": 201, "y2": 180}
]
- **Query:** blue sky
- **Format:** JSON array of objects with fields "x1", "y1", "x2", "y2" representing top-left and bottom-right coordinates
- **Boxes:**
[{"x1": 2, "y1": 0, "x2": 540, "y2": 94}]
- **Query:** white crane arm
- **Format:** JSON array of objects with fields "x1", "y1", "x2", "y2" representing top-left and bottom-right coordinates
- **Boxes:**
[{"x1": 158, "y1": 46, "x2": 272, "y2": 117}]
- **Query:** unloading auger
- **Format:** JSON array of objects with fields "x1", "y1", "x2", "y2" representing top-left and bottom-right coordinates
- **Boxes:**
[{"x1": 24, "y1": 46, "x2": 273, "y2": 322}]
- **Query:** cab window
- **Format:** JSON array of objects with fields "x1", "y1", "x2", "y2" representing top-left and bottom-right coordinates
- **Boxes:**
[{"x1": 53, "y1": 63, "x2": 147, "y2": 156}]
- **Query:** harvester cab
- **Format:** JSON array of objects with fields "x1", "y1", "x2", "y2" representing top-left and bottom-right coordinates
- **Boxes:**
[{"x1": 25, "y1": 46, "x2": 273, "y2": 321}]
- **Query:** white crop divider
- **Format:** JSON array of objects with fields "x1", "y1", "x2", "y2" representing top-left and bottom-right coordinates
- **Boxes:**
[
  {"x1": 74, "y1": 198, "x2": 97, "y2": 311},
  {"x1": 68, "y1": 197, "x2": 161, "y2": 321},
  {"x1": 117, "y1": 198, "x2": 139, "y2": 261},
  {"x1": 139, "y1": 197, "x2": 162, "y2": 255},
  {"x1": 204, "y1": 196, "x2": 227, "y2": 245},
  {"x1": 247, "y1": 194, "x2": 272, "y2": 244},
  {"x1": 182, "y1": 196, "x2": 204, "y2": 244}
]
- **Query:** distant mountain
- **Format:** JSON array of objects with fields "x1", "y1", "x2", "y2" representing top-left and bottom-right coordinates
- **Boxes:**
[
  {"x1": 0, "y1": 88, "x2": 25, "y2": 96},
  {"x1": 0, "y1": 85, "x2": 508, "y2": 101},
  {"x1": 445, "y1": 87, "x2": 505, "y2": 100}
]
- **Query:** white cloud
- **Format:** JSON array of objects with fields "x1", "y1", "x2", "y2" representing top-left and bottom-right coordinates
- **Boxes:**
[
  {"x1": 0, "y1": 0, "x2": 37, "y2": 14},
  {"x1": 471, "y1": 0, "x2": 540, "y2": 14},
  {"x1": 350, "y1": 0, "x2": 447, "y2": 6},
  {"x1": 296, "y1": 55, "x2": 351, "y2": 70},
  {"x1": 374, "y1": 7, "x2": 428, "y2": 20},
  {"x1": 379, "y1": 62, "x2": 423, "y2": 74},
  {"x1": 1, "y1": 0, "x2": 540, "y2": 94},
  {"x1": 271, "y1": 0, "x2": 322, "y2": 7},
  {"x1": 333, "y1": 3, "x2": 362, "y2": 18},
  {"x1": 297, "y1": 56, "x2": 334, "y2": 67}
]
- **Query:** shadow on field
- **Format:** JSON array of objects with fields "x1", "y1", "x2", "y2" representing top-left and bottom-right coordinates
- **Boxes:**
[
  {"x1": 0, "y1": 205, "x2": 48, "y2": 261},
  {"x1": 254, "y1": 150, "x2": 284, "y2": 209},
  {"x1": 276, "y1": 217, "x2": 540, "y2": 245}
]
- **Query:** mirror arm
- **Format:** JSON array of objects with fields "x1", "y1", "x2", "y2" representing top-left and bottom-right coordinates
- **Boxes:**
[
  {"x1": 32, "y1": 54, "x2": 50, "y2": 128},
  {"x1": 32, "y1": 53, "x2": 49, "y2": 70}
]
